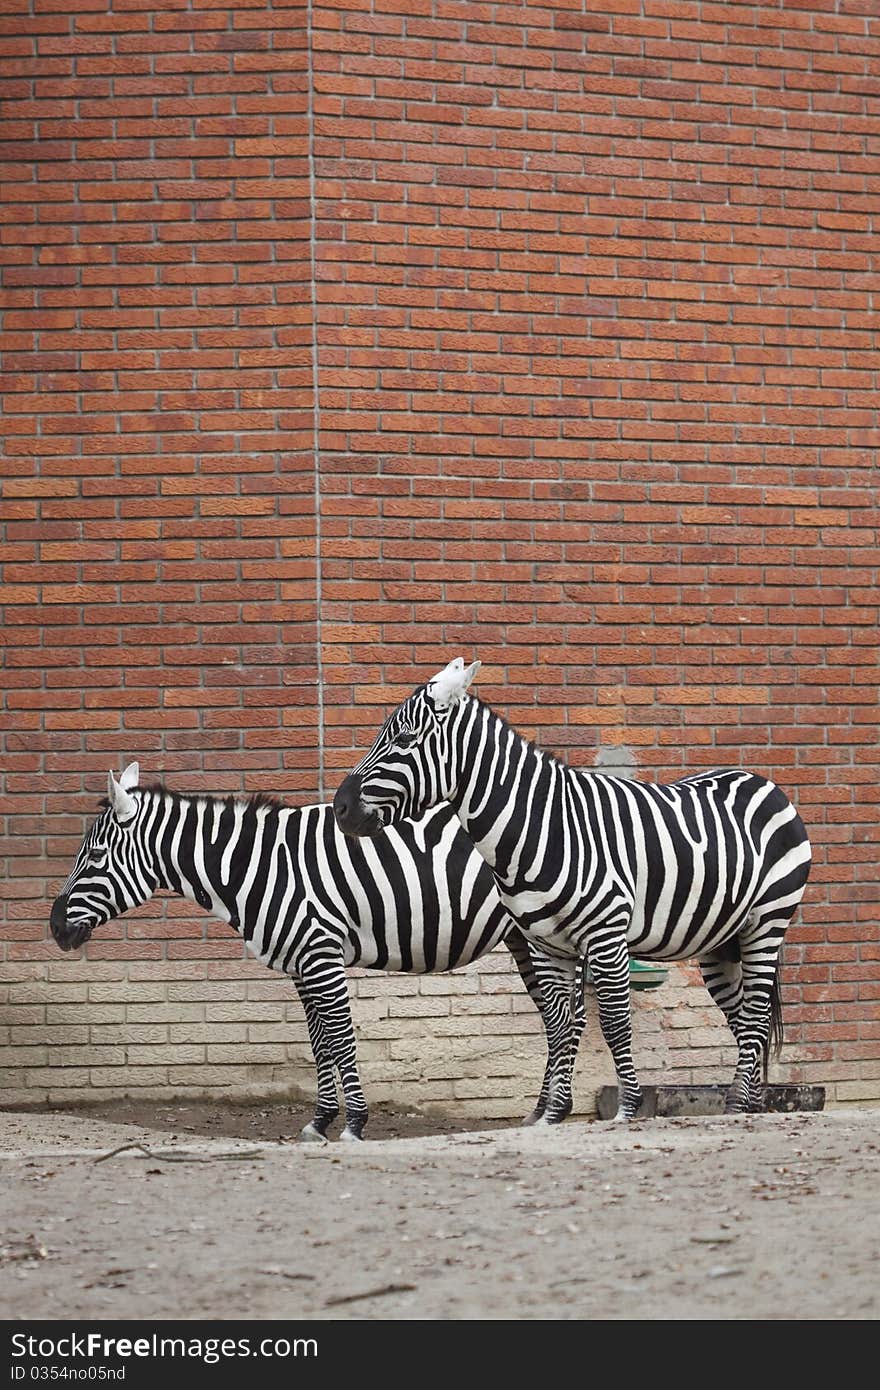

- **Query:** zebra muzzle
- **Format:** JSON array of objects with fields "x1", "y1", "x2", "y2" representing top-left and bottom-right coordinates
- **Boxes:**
[
  {"x1": 49, "y1": 895, "x2": 91, "y2": 952},
  {"x1": 333, "y1": 776, "x2": 382, "y2": 838}
]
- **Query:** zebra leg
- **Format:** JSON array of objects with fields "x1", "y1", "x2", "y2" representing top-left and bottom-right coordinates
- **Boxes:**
[
  {"x1": 571, "y1": 954, "x2": 588, "y2": 1060},
  {"x1": 724, "y1": 834, "x2": 811, "y2": 1113},
  {"x1": 589, "y1": 936, "x2": 642, "y2": 1121},
  {"x1": 557, "y1": 955, "x2": 587, "y2": 1119},
  {"x1": 699, "y1": 952, "x2": 748, "y2": 1103},
  {"x1": 724, "y1": 911, "x2": 795, "y2": 1114},
  {"x1": 293, "y1": 975, "x2": 340, "y2": 1142},
  {"x1": 699, "y1": 952, "x2": 768, "y2": 1113},
  {"x1": 746, "y1": 1059, "x2": 766, "y2": 1114},
  {"x1": 524, "y1": 950, "x2": 579, "y2": 1126},
  {"x1": 298, "y1": 953, "x2": 369, "y2": 1142},
  {"x1": 504, "y1": 927, "x2": 550, "y2": 1123},
  {"x1": 723, "y1": 965, "x2": 774, "y2": 1115}
]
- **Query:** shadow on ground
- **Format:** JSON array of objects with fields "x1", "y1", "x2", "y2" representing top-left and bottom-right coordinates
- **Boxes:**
[{"x1": 25, "y1": 1095, "x2": 517, "y2": 1144}]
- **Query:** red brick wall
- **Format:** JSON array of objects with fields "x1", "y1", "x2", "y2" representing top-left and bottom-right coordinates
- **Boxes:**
[
  {"x1": 313, "y1": 0, "x2": 880, "y2": 1104},
  {"x1": 1, "y1": 0, "x2": 325, "y2": 1103},
  {"x1": 1, "y1": 1, "x2": 878, "y2": 1112}
]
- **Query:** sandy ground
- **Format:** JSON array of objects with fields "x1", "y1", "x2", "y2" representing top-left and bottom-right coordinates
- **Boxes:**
[
  {"x1": 1, "y1": 1103, "x2": 877, "y2": 1321},
  {"x1": 19, "y1": 1094, "x2": 507, "y2": 1144}
]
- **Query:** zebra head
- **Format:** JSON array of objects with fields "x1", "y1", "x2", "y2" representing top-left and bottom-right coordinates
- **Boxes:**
[
  {"x1": 334, "y1": 657, "x2": 481, "y2": 837},
  {"x1": 50, "y1": 762, "x2": 156, "y2": 952}
]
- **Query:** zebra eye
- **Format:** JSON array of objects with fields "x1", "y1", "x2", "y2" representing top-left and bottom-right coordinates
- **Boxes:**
[
  {"x1": 396, "y1": 730, "x2": 419, "y2": 750},
  {"x1": 89, "y1": 847, "x2": 109, "y2": 868}
]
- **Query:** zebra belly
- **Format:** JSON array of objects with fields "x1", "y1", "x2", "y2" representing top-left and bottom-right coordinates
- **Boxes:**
[
  {"x1": 491, "y1": 893, "x2": 752, "y2": 964},
  {"x1": 623, "y1": 906, "x2": 751, "y2": 961},
  {"x1": 491, "y1": 846, "x2": 761, "y2": 963},
  {"x1": 241, "y1": 913, "x2": 510, "y2": 975},
  {"x1": 346, "y1": 915, "x2": 511, "y2": 973}
]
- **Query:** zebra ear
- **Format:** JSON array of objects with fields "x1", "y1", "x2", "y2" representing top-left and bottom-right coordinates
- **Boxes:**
[
  {"x1": 429, "y1": 657, "x2": 481, "y2": 709},
  {"x1": 107, "y1": 769, "x2": 137, "y2": 824},
  {"x1": 119, "y1": 762, "x2": 139, "y2": 792}
]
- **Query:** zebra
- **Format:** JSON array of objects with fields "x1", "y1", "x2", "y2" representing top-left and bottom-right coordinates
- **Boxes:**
[
  {"x1": 49, "y1": 763, "x2": 587, "y2": 1140},
  {"x1": 333, "y1": 656, "x2": 813, "y2": 1121}
]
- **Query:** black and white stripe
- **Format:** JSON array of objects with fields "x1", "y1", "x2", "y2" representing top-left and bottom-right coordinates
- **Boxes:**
[
  {"x1": 50, "y1": 763, "x2": 585, "y2": 1139},
  {"x1": 334, "y1": 657, "x2": 813, "y2": 1120}
]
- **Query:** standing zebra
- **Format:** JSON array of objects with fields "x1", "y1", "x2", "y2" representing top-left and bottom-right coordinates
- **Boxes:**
[
  {"x1": 334, "y1": 657, "x2": 812, "y2": 1121},
  {"x1": 50, "y1": 764, "x2": 585, "y2": 1139}
]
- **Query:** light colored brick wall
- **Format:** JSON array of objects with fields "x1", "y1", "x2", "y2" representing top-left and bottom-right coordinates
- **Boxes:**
[
  {"x1": 1, "y1": 1, "x2": 878, "y2": 1118},
  {"x1": 0, "y1": 904, "x2": 858, "y2": 1118},
  {"x1": 1, "y1": 924, "x2": 746, "y2": 1119}
]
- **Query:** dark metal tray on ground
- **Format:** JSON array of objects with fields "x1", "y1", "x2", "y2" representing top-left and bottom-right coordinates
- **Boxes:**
[{"x1": 596, "y1": 1084, "x2": 826, "y2": 1119}]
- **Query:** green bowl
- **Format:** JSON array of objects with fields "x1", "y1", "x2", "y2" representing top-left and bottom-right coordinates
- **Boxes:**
[
  {"x1": 628, "y1": 960, "x2": 670, "y2": 991},
  {"x1": 584, "y1": 960, "x2": 670, "y2": 992}
]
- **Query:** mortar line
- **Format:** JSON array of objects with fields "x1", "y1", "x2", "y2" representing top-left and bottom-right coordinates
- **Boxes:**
[{"x1": 306, "y1": 0, "x2": 324, "y2": 802}]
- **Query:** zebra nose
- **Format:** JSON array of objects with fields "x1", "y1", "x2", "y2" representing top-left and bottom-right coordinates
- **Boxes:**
[
  {"x1": 333, "y1": 775, "x2": 361, "y2": 829},
  {"x1": 50, "y1": 894, "x2": 69, "y2": 945}
]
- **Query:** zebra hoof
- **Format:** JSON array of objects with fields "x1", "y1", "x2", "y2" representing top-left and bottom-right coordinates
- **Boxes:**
[
  {"x1": 548, "y1": 1104, "x2": 573, "y2": 1125},
  {"x1": 340, "y1": 1126, "x2": 364, "y2": 1143},
  {"x1": 300, "y1": 1122, "x2": 330, "y2": 1144},
  {"x1": 522, "y1": 1107, "x2": 545, "y2": 1127}
]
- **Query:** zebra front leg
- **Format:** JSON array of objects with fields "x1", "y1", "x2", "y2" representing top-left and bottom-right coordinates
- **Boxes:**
[
  {"x1": 589, "y1": 937, "x2": 642, "y2": 1121},
  {"x1": 299, "y1": 953, "x2": 369, "y2": 1142},
  {"x1": 293, "y1": 975, "x2": 339, "y2": 1142},
  {"x1": 525, "y1": 950, "x2": 579, "y2": 1126}
]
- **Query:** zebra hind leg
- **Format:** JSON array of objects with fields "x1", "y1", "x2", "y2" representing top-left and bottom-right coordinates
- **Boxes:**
[
  {"x1": 503, "y1": 928, "x2": 547, "y2": 1122},
  {"x1": 567, "y1": 955, "x2": 588, "y2": 1105},
  {"x1": 523, "y1": 1060, "x2": 551, "y2": 1126},
  {"x1": 524, "y1": 949, "x2": 579, "y2": 1126},
  {"x1": 724, "y1": 826, "x2": 810, "y2": 1113},
  {"x1": 746, "y1": 1059, "x2": 766, "y2": 1114},
  {"x1": 724, "y1": 920, "x2": 791, "y2": 1115},
  {"x1": 699, "y1": 951, "x2": 766, "y2": 1114},
  {"x1": 505, "y1": 928, "x2": 559, "y2": 1124},
  {"x1": 522, "y1": 957, "x2": 587, "y2": 1125},
  {"x1": 589, "y1": 936, "x2": 643, "y2": 1121},
  {"x1": 300, "y1": 953, "x2": 369, "y2": 1141},
  {"x1": 294, "y1": 976, "x2": 340, "y2": 1142},
  {"x1": 723, "y1": 973, "x2": 773, "y2": 1115}
]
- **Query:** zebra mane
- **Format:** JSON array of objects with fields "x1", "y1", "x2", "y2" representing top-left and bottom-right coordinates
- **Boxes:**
[
  {"x1": 477, "y1": 698, "x2": 563, "y2": 768},
  {"x1": 97, "y1": 785, "x2": 289, "y2": 815}
]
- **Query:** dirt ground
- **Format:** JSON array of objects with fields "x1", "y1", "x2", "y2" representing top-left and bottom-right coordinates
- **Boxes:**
[
  {"x1": 1, "y1": 1101, "x2": 877, "y2": 1321},
  {"x1": 30, "y1": 1093, "x2": 509, "y2": 1144}
]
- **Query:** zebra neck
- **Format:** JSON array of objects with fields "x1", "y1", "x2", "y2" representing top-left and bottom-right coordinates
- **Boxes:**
[
  {"x1": 144, "y1": 790, "x2": 264, "y2": 932},
  {"x1": 450, "y1": 699, "x2": 563, "y2": 887}
]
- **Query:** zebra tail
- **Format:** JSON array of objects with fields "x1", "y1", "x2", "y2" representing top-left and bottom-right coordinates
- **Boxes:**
[{"x1": 763, "y1": 958, "x2": 784, "y2": 1082}]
